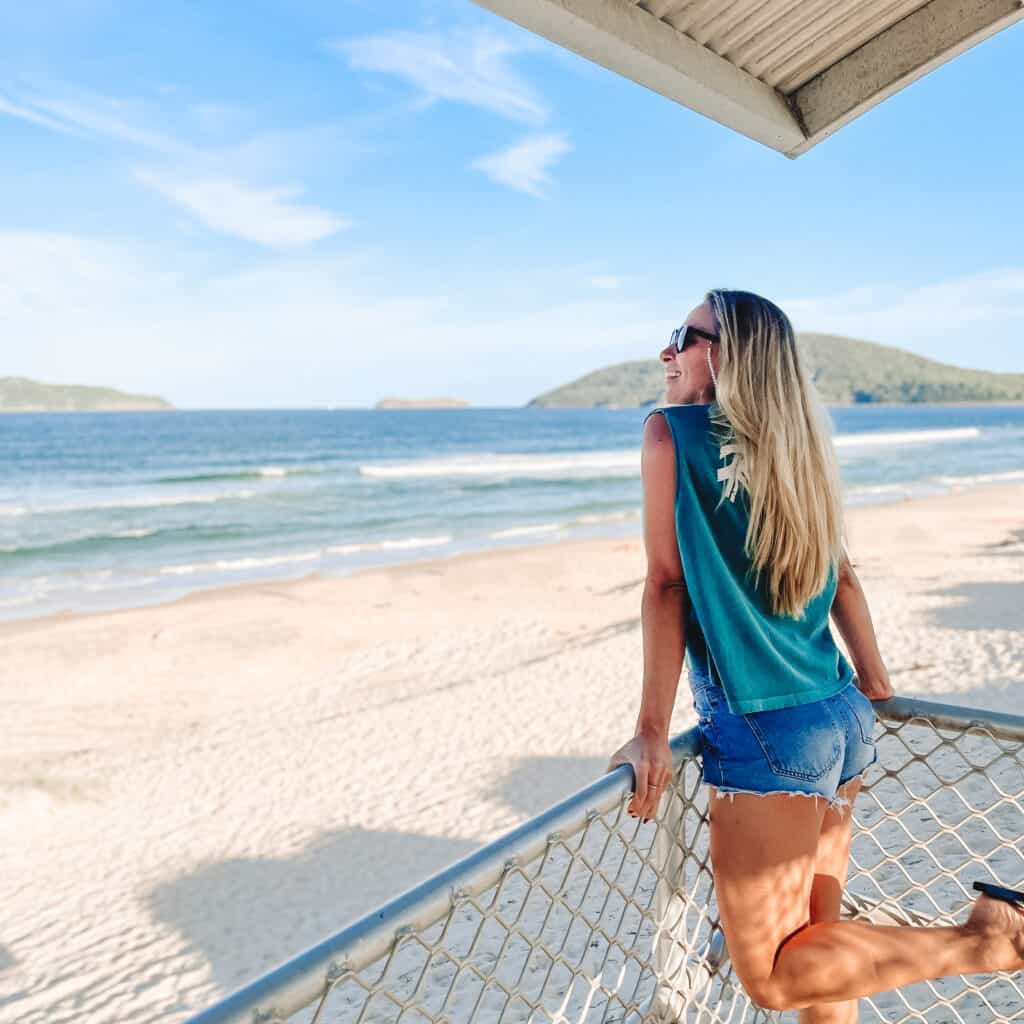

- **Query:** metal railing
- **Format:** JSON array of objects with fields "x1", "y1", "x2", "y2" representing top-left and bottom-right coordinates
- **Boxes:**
[{"x1": 186, "y1": 696, "x2": 1024, "y2": 1024}]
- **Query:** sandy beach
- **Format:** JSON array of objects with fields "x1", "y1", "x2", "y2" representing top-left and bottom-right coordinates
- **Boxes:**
[{"x1": 2, "y1": 482, "x2": 1023, "y2": 1023}]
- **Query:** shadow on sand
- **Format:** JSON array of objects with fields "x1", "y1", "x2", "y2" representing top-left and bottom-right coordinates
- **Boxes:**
[
  {"x1": 148, "y1": 754, "x2": 611, "y2": 1000},
  {"x1": 925, "y1": 580, "x2": 1024, "y2": 633}
]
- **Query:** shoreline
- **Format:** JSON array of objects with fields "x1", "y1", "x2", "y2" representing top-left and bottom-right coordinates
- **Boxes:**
[{"x1": 3, "y1": 477, "x2": 1022, "y2": 638}]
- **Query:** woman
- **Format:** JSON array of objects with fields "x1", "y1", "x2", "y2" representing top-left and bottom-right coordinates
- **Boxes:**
[{"x1": 606, "y1": 289, "x2": 1024, "y2": 1021}]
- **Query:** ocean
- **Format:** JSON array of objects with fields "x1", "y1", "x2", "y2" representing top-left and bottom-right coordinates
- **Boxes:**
[{"x1": 2, "y1": 404, "x2": 1022, "y2": 622}]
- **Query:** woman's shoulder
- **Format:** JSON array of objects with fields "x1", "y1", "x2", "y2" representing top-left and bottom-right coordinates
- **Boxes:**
[
  {"x1": 641, "y1": 407, "x2": 675, "y2": 466},
  {"x1": 643, "y1": 403, "x2": 713, "y2": 441},
  {"x1": 644, "y1": 402, "x2": 714, "y2": 419}
]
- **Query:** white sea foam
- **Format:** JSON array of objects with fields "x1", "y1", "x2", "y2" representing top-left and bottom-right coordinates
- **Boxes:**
[
  {"x1": 0, "y1": 505, "x2": 27, "y2": 517},
  {"x1": 834, "y1": 427, "x2": 980, "y2": 448},
  {"x1": 847, "y1": 468, "x2": 1024, "y2": 501},
  {"x1": 487, "y1": 511, "x2": 641, "y2": 540},
  {"x1": 845, "y1": 483, "x2": 910, "y2": 496},
  {"x1": 20, "y1": 490, "x2": 258, "y2": 516},
  {"x1": 935, "y1": 468, "x2": 1024, "y2": 487},
  {"x1": 572, "y1": 510, "x2": 641, "y2": 525},
  {"x1": 257, "y1": 466, "x2": 287, "y2": 477},
  {"x1": 82, "y1": 576, "x2": 160, "y2": 592},
  {"x1": 326, "y1": 535, "x2": 453, "y2": 556},
  {"x1": 88, "y1": 489, "x2": 257, "y2": 512},
  {"x1": 0, "y1": 528, "x2": 161, "y2": 558},
  {"x1": 488, "y1": 524, "x2": 564, "y2": 539},
  {"x1": 159, "y1": 550, "x2": 323, "y2": 576},
  {"x1": 359, "y1": 450, "x2": 639, "y2": 480}
]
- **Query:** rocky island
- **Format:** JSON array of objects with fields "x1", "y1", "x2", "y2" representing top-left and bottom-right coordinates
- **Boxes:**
[
  {"x1": 375, "y1": 398, "x2": 471, "y2": 409},
  {"x1": 0, "y1": 377, "x2": 173, "y2": 412}
]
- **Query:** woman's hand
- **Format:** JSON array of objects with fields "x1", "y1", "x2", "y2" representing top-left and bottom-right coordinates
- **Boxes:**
[
  {"x1": 605, "y1": 731, "x2": 674, "y2": 823},
  {"x1": 855, "y1": 671, "x2": 894, "y2": 701}
]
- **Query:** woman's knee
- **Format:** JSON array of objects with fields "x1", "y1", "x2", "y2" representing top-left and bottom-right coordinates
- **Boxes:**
[
  {"x1": 740, "y1": 962, "x2": 806, "y2": 1013},
  {"x1": 744, "y1": 978, "x2": 791, "y2": 1012}
]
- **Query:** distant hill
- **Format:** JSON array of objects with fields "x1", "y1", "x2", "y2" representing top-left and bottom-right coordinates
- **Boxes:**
[
  {"x1": 528, "y1": 333, "x2": 1024, "y2": 407},
  {"x1": 0, "y1": 377, "x2": 173, "y2": 412},
  {"x1": 375, "y1": 398, "x2": 470, "y2": 409}
]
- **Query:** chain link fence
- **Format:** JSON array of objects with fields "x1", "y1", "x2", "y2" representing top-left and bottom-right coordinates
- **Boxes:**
[{"x1": 186, "y1": 695, "x2": 1024, "y2": 1024}]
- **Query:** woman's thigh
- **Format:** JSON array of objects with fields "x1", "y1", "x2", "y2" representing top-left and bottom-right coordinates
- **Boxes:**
[
  {"x1": 811, "y1": 775, "x2": 863, "y2": 925},
  {"x1": 707, "y1": 786, "x2": 827, "y2": 1006}
]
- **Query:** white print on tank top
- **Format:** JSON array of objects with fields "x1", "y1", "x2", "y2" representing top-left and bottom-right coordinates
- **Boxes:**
[{"x1": 716, "y1": 440, "x2": 749, "y2": 502}]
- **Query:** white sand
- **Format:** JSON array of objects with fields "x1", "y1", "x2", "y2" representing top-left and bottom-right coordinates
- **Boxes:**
[{"x1": 2, "y1": 483, "x2": 1023, "y2": 1023}]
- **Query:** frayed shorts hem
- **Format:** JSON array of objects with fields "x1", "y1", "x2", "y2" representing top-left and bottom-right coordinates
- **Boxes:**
[
  {"x1": 708, "y1": 755, "x2": 876, "y2": 814},
  {"x1": 710, "y1": 785, "x2": 851, "y2": 813}
]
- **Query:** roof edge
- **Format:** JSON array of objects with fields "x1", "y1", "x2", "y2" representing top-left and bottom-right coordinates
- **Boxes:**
[
  {"x1": 470, "y1": 0, "x2": 806, "y2": 152},
  {"x1": 789, "y1": 0, "x2": 1024, "y2": 156}
]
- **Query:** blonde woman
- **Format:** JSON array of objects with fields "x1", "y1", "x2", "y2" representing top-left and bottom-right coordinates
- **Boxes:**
[{"x1": 606, "y1": 289, "x2": 1024, "y2": 1021}]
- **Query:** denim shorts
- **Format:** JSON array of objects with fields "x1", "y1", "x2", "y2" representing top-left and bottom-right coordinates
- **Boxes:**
[{"x1": 691, "y1": 672, "x2": 879, "y2": 812}]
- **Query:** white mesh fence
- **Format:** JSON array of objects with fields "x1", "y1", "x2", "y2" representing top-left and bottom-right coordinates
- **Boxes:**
[{"x1": 187, "y1": 696, "x2": 1024, "y2": 1024}]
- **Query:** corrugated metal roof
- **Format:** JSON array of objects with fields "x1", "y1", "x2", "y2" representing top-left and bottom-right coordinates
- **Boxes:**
[
  {"x1": 650, "y1": 0, "x2": 932, "y2": 91},
  {"x1": 471, "y1": 0, "x2": 1024, "y2": 156}
]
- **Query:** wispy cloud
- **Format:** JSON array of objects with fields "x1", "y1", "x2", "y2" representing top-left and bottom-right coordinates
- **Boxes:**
[
  {"x1": 334, "y1": 27, "x2": 548, "y2": 125},
  {"x1": 0, "y1": 89, "x2": 349, "y2": 248},
  {"x1": 134, "y1": 171, "x2": 350, "y2": 249},
  {"x1": 471, "y1": 133, "x2": 571, "y2": 197},
  {"x1": 0, "y1": 94, "x2": 80, "y2": 135},
  {"x1": 28, "y1": 94, "x2": 182, "y2": 153}
]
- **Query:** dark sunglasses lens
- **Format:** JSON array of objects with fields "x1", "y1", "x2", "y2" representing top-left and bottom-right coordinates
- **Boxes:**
[{"x1": 675, "y1": 327, "x2": 692, "y2": 352}]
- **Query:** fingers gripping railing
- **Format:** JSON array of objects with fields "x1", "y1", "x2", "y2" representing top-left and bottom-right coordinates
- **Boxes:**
[{"x1": 185, "y1": 697, "x2": 1024, "y2": 1024}]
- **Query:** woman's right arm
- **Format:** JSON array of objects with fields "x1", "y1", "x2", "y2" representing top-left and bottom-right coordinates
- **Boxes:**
[
  {"x1": 605, "y1": 412, "x2": 682, "y2": 822},
  {"x1": 831, "y1": 556, "x2": 894, "y2": 700}
]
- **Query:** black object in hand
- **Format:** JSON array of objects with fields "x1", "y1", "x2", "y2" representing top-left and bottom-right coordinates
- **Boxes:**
[{"x1": 973, "y1": 880, "x2": 1024, "y2": 905}]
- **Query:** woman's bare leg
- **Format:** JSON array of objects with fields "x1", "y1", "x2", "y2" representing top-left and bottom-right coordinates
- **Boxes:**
[
  {"x1": 799, "y1": 778, "x2": 862, "y2": 1024},
  {"x1": 707, "y1": 785, "x2": 1024, "y2": 1012}
]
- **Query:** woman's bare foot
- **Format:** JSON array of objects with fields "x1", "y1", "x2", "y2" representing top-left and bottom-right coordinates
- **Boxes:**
[{"x1": 963, "y1": 894, "x2": 1024, "y2": 972}]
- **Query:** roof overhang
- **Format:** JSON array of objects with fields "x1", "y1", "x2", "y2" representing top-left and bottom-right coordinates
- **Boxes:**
[{"x1": 470, "y1": 0, "x2": 1024, "y2": 157}]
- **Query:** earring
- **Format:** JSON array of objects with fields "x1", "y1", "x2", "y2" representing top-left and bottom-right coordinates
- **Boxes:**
[{"x1": 706, "y1": 344, "x2": 718, "y2": 389}]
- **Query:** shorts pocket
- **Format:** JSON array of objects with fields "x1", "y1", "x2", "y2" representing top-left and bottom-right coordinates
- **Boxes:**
[
  {"x1": 841, "y1": 686, "x2": 878, "y2": 746},
  {"x1": 690, "y1": 674, "x2": 724, "y2": 720},
  {"x1": 743, "y1": 702, "x2": 843, "y2": 782}
]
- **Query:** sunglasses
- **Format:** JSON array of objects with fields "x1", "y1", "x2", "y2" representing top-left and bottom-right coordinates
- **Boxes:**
[{"x1": 670, "y1": 324, "x2": 719, "y2": 352}]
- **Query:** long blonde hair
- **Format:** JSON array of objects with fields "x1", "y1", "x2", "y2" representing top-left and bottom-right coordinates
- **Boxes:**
[{"x1": 704, "y1": 289, "x2": 848, "y2": 619}]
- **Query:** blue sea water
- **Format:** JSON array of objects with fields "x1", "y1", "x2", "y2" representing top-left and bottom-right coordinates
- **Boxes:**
[{"x1": 1, "y1": 404, "x2": 1022, "y2": 622}]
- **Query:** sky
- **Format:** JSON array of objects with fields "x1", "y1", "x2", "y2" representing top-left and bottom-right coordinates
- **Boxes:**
[{"x1": 1, "y1": 1, "x2": 1022, "y2": 409}]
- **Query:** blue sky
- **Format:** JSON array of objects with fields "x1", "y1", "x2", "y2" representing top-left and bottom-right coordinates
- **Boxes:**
[{"x1": 1, "y1": 1, "x2": 1022, "y2": 408}]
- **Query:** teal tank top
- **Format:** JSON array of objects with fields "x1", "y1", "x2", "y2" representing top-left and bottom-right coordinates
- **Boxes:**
[{"x1": 645, "y1": 403, "x2": 855, "y2": 715}]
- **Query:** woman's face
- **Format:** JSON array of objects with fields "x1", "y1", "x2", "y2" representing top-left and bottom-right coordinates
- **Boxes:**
[{"x1": 660, "y1": 300, "x2": 719, "y2": 405}]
